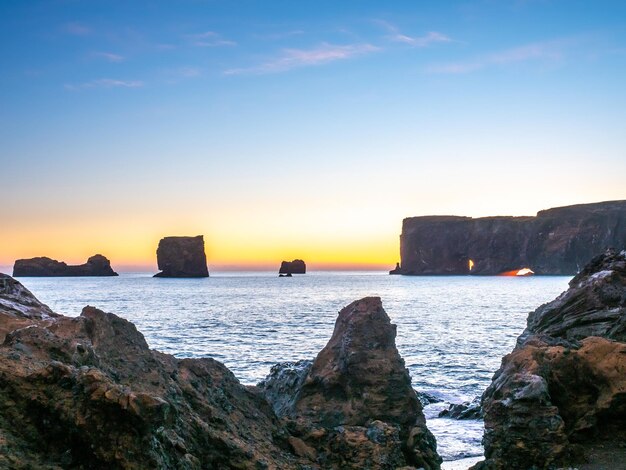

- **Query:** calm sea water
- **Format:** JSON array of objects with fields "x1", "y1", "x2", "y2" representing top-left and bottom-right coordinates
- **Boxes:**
[{"x1": 14, "y1": 271, "x2": 570, "y2": 463}]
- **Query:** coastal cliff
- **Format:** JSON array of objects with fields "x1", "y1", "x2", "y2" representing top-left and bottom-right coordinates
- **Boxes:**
[
  {"x1": 0, "y1": 274, "x2": 440, "y2": 468},
  {"x1": 13, "y1": 254, "x2": 118, "y2": 277},
  {"x1": 396, "y1": 200, "x2": 626, "y2": 275},
  {"x1": 154, "y1": 235, "x2": 209, "y2": 278},
  {"x1": 474, "y1": 249, "x2": 626, "y2": 469}
]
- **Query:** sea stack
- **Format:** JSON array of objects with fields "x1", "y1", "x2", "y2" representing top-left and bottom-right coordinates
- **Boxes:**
[
  {"x1": 13, "y1": 255, "x2": 118, "y2": 277},
  {"x1": 279, "y1": 259, "x2": 306, "y2": 275},
  {"x1": 473, "y1": 249, "x2": 626, "y2": 469},
  {"x1": 396, "y1": 200, "x2": 626, "y2": 275},
  {"x1": 154, "y1": 235, "x2": 209, "y2": 278},
  {"x1": 259, "y1": 297, "x2": 442, "y2": 469}
]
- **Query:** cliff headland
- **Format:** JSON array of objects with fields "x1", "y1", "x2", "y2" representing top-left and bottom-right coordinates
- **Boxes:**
[{"x1": 395, "y1": 200, "x2": 626, "y2": 275}]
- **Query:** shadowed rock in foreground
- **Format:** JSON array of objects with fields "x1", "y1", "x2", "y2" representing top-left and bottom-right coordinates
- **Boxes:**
[
  {"x1": 396, "y1": 200, "x2": 626, "y2": 275},
  {"x1": 13, "y1": 254, "x2": 118, "y2": 277},
  {"x1": 473, "y1": 249, "x2": 626, "y2": 470},
  {"x1": 260, "y1": 297, "x2": 442, "y2": 469},
  {"x1": 279, "y1": 259, "x2": 306, "y2": 274},
  {"x1": 154, "y1": 235, "x2": 209, "y2": 278},
  {"x1": 0, "y1": 273, "x2": 439, "y2": 468}
]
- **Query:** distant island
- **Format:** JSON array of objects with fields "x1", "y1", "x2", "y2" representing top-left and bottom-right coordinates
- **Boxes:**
[
  {"x1": 13, "y1": 255, "x2": 118, "y2": 277},
  {"x1": 392, "y1": 200, "x2": 626, "y2": 275},
  {"x1": 279, "y1": 259, "x2": 306, "y2": 275},
  {"x1": 154, "y1": 235, "x2": 209, "y2": 278}
]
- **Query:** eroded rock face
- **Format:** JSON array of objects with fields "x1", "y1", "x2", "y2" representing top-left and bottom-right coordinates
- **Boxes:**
[
  {"x1": 13, "y1": 254, "x2": 118, "y2": 277},
  {"x1": 260, "y1": 297, "x2": 442, "y2": 469},
  {"x1": 154, "y1": 235, "x2": 209, "y2": 278},
  {"x1": 279, "y1": 259, "x2": 306, "y2": 274},
  {"x1": 0, "y1": 276, "x2": 441, "y2": 469},
  {"x1": 475, "y1": 249, "x2": 626, "y2": 469},
  {"x1": 397, "y1": 200, "x2": 626, "y2": 275}
]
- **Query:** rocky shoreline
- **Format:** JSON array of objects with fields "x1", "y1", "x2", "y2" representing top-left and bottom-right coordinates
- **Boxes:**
[
  {"x1": 1, "y1": 248, "x2": 624, "y2": 469},
  {"x1": 473, "y1": 249, "x2": 626, "y2": 469},
  {"x1": 0, "y1": 275, "x2": 442, "y2": 469}
]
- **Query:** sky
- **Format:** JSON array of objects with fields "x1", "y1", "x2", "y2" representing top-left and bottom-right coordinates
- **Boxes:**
[{"x1": 1, "y1": 0, "x2": 625, "y2": 271}]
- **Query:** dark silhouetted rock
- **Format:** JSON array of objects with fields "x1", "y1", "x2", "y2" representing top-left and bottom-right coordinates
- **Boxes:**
[
  {"x1": 279, "y1": 272, "x2": 292, "y2": 277},
  {"x1": 396, "y1": 200, "x2": 626, "y2": 275},
  {"x1": 389, "y1": 262, "x2": 402, "y2": 274},
  {"x1": 438, "y1": 398, "x2": 483, "y2": 420},
  {"x1": 474, "y1": 249, "x2": 626, "y2": 470},
  {"x1": 154, "y1": 235, "x2": 209, "y2": 278},
  {"x1": 279, "y1": 259, "x2": 306, "y2": 274},
  {"x1": 260, "y1": 297, "x2": 442, "y2": 469},
  {"x1": 13, "y1": 254, "x2": 118, "y2": 277}
]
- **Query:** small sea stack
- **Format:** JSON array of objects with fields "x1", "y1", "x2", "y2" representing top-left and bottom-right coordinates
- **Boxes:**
[
  {"x1": 389, "y1": 262, "x2": 402, "y2": 274},
  {"x1": 279, "y1": 259, "x2": 306, "y2": 275},
  {"x1": 13, "y1": 255, "x2": 118, "y2": 277},
  {"x1": 154, "y1": 235, "x2": 209, "y2": 278}
]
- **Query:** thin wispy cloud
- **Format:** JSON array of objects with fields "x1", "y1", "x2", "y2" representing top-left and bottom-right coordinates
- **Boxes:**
[
  {"x1": 187, "y1": 31, "x2": 237, "y2": 47},
  {"x1": 224, "y1": 43, "x2": 379, "y2": 75},
  {"x1": 375, "y1": 20, "x2": 451, "y2": 47},
  {"x1": 63, "y1": 22, "x2": 91, "y2": 36},
  {"x1": 65, "y1": 78, "x2": 144, "y2": 90},
  {"x1": 93, "y1": 52, "x2": 125, "y2": 62},
  {"x1": 392, "y1": 31, "x2": 451, "y2": 47},
  {"x1": 427, "y1": 39, "x2": 567, "y2": 74}
]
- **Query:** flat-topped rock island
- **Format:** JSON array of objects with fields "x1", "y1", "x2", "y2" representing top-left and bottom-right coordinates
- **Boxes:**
[{"x1": 154, "y1": 235, "x2": 209, "y2": 278}]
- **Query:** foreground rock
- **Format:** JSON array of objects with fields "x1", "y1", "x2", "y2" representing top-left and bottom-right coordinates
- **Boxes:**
[
  {"x1": 260, "y1": 297, "x2": 442, "y2": 469},
  {"x1": 0, "y1": 275, "x2": 440, "y2": 469},
  {"x1": 0, "y1": 273, "x2": 298, "y2": 469},
  {"x1": 474, "y1": 249, "x2": 626, "y2": 469},
  {"x1": 397, "y1": 200, "x2": 626, "y2": 275},
  {"x1": 13, "y1": 254, "x2": 118, "y2": 277},
  {"x1": 154, "y1": 235, "x2": 209, "y2": 278},
  {"x1": 279, "y1": 259, "x2": 306, "y2": 274}
]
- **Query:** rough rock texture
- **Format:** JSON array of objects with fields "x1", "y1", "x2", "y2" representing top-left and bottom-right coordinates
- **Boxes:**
[
  {"x1": 260, "y1": 297, "x2": 442, "y2": 469},
  {"x1": 0, "y1": 276, "x2": 440, "y2": 469},
  {"x1": 474, "y1": 249, "x2": 626, "y2": 470},
  {"x1": 154, "y1": 235, "x2": 209, "y2": 278},
  {"x1": 13, "y1": 255, "x2": 118, "y2": 277},
  {"x1": 397, "y1": 200, "x2": 626, "y2": 275},
  {"x1": 279, "y1": 260, "x2": 306, "y2": 274},
  {"x1": 0, "y1": 274, "x2": 299, "y2": 469}
]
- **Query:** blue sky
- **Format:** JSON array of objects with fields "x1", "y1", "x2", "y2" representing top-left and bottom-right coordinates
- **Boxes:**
[{"x1": 1, "y1": 0, "x2": 625, "y2": 269}]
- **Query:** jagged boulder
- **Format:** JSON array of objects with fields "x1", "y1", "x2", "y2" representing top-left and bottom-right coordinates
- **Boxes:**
[
  {"x1": 13, "y1": 254, "x2": 118, "y2": 277},
  {"x1": 0, "y1": 275, "x2": 442, "y2": 469},
  {"x1": 154, "y1": 235, "x2": 209, "y2": 278},
  {"x1": 260, "y1": 297, "x2": 442, "y2": 469},
  {"x1": 474, "y1": 249, "x2": 626, "y2": 469},
  {"x1": 0, "y1": 274, "x2": 301, "y2": 469}
]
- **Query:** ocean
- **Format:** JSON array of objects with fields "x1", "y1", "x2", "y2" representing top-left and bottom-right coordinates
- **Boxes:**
[{"x1": 14, "y1": 271, "x2": 570, "y2": 464}]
